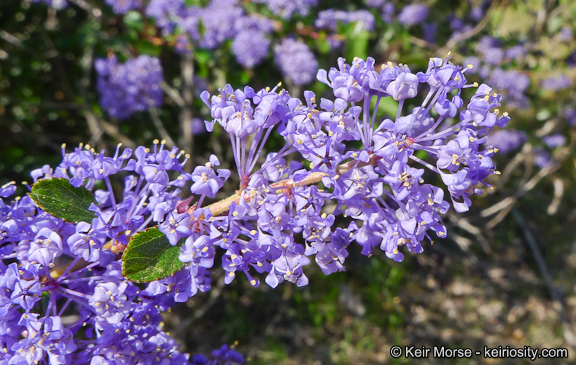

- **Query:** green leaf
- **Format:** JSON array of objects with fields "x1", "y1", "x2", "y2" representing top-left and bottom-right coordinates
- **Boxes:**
[
  {"x1": 314, "y1": 36, "x2": 331, "y2": 55},
  {"x1": 28, "y1": 178, "x2": 97, "y2": 223},
  {"x1": 135, "y1": 40, "x2": 161, "y2": 57},
  {"x1": 123, "y1": 11, "x2": 143, "y2": 32},
  {"x1": 122, "y1": 228, "x2": 185, "y2": 283}
]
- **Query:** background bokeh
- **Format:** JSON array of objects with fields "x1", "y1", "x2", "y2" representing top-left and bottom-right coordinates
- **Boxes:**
[{"x1": 1, "y1": 0, "x2": 575, "y2": 363}]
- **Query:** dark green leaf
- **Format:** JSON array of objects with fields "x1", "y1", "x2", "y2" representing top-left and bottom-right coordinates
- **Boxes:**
[
  {"x1": 28, "y1": 178, "x2": 97, "y2": 223},
  {"x1": 122, "y1": 228, "x2": 185, "y2": 283},
  {"x1": 135, "y1": 40, "x2": 161, "y2": 57}
]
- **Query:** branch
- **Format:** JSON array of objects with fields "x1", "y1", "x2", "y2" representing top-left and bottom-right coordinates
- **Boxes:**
[
  {"x1": 179, "y1": 53, "x2": 195, "y2": 169},
  {"x1": 438, "y1": 0, "x2": 500, "y2": 54},
  {"x1": 512, "y1": 210, "x2": 576, "y2": 350},
  {"x1": 149, "y1": 107, "x2": 176, "y2": 147}
]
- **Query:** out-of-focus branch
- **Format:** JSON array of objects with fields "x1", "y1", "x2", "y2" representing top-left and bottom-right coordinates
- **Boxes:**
[
  {"x1": 512, "y1": 210, "x2": 576, "y2": 351},
  {"x1": 149, "y1": 107, "x2": 176, "y2": 147},
  {"x1": 69, "y1": 5, "x2": 137, "y2": 150},
  {"x1": 0, "y1": 30, "x2": 22, "y2": 47},
  {"x1": 67, "y1": 0, "x2": 102, "y2": 17},
  {"x1": 439, "y1": 0, "x2": 499, "y2": 54},
  {"x1": 446, "y1": 213, "x2": 491, "y2": 253},
  {"x1": 179, "y1": 52, "x2": 195, "y2": 169},
  {"x1": 410, "y1": 1, "x2": 500, "y2": 56},
  {"x1": 161, "y1": 81, "x2": 186, "y2": 108},
  {"x1": 547, "y1": 177, "x2": 563, "y2": 215},
  {"x1": 481, "y1": 144, "x2": 571, "y2": 229},
  {"x1": 496, "y1": 143, "x2": 531, "y2": 189},
  {"x1": 91, "y1": 113, "x2": 136, "y2": 149}
]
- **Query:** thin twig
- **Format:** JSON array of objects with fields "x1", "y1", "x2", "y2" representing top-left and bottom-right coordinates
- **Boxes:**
[
  {"x1": 438, "y1": 0, "x2": 500, "y2": 54},
  {"x1": 481, "y1": 146, "x2": 570, "y2": 219},
  {"x1": 446, "y1": 213, "x2": 492, "y2": 253},
  {"x1": 179, "y1": 53, "x2": 195, "y2": 168},
  {"x1": 161, "y1": 81, "x2": 186, "y2": 108},
  {"x1": 67, "y1": 0, "x2": 102, "y2": 17},
  {"x1": 496, "y1": 143, "x2": 531, "y2": 189},
  {"x1": 0, "y1": 30, "x2": 22, "y2": 47},
  {"x1": 149, "y1": 107, "x2": 176, "y2": 147},
  {"x1": 96, "y1": 117, "x2": 137, "y2": 149},
  {"x1": 546, "y1": 177, "x2": 563, "y2": 215},
  {"x1": 84, "y1": 111, "x2": 104, "y2": 147}
]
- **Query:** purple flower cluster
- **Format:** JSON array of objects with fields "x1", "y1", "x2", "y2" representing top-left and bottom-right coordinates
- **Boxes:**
[
  {"x1": 95, "y1": 54, "x2": 164, "y2": 120},
  {"x1": 145, "y1": 0, "x2": 187, "y2": 34},
  {"x1": 253, "y1": 0, "x2": 319, "y2": 19},
  {"x1": 541, "y1": 74, "x2": 572, "y2": 91},
  {"x1": 196, "y1": 55, "x2": 508, "y2": 288},
  {"x1": 231, "y1": 16, "x2": 275, "y2": 68},
  {"x1": 542, "y1": 134, "x2": 566, "y2": 148},
  {"x1": 105, "y1": 0, "x2": 142, "y2": 14},
  {"x1": 183, "y1": 0, "x2": 244, "y2": 50},
  {"x1": 274, "y1": 38, "x2": 318, "y2": 85},
  {"x1": 145, "y1": 0, "x2": 276, "y2": 68},
  {"x1": 487, "y1": 69, "x2": 529, "y2": 108},
  {"x1": 397, "y1": 4, "x2": 429, "y2": 26},
  {"x1": 475, "y1": 36, "x2": 504, "y2": 66},
  {"x1": 1, "y1": 56, "x2": 509, "y2": 362},
  {"x1": 315, "y1": 10, "x2": 375, "y2": 32},
  {"x1": 0, "y1": 141, "x2": 245, "y2": 363},
  {"x1": 365, "y1": 0, "x2": 395, "y2": 23},
  {"x1": 487, "y1": 130, "x2": 526, "y2": 154},
  {"x1": 446, "y1": 3, "x2": 487, "y2": 41}
]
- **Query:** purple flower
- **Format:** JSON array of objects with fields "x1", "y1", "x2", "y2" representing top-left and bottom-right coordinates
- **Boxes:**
[
  {"x1": 563, "y1": 107, "x2": 576, "y2": 126},
  {"x1": 386, "y1": 71, "x2": 419, "y2": 101},
  {"x1": 397, "y1": 4, "x2": 428, "y2": 26},
  {"x1": 381, "y1": 2, "x2": 395, "y2": 23},
  {"x1": 191, "y1": 118, "x2": 206, "y2": 135},
  {"x1": 505, "y1": 45, "x2": 527, "y2": 61},
  {"x1": 253, "y1": 0, "x2": 318, "y2": 19},
  {"x1": 232, "y1": 31, "x2": 271, "y2": 68},
  {"x1": 1, "y1": 52, "x2": 512, "y2": 364},
  {"x1": 212, "y1": 345, "x2": 246, "y2": 364},
  {"x1": 423, "y1": 23, "x2": 437, "y2": 43},
  {"x1": 487, "y1": 130, "x2": 526, "y2": 154},
  {"x1": 0, "y1": 140, "x2": 230, "y2": 364},
  {"x1": 488, "y1": 69, "x2": 530, "y2": 107},
  {"x1": 190, "y1": 155, "x2": 230, "y2": 198},
  {"x1": 449, "y1": 16, "x2": 465, "y2": 32},
  {"x1": 366, "y1": 0, "x2": 386, "y2": 7},
  {"x1": 541, "y1": 74, "x2": 571, "y2": 91},
  {"x1": 469, "y1": 5, "x2": 484, "y2": 21},
  {"x1": 315, "y1": 10, "x2": 375, "y2": 32},
  {"x1": 105, "y1": 0, "x2": 142, "y2": 14},
  {"x1": 543, "y1": 134, "x2": 566, "y2": 148},
  {"x1": 28, "y1": 228, "x2": 63, "y2": 267},
  {"x1": 476, "y1": 36, "x2": 504, "y2": 65},
  {"x1": 559, "y1": 26, "x2": 573, "y2": 42},
  {"x1": 95, "y1": 54, "x2": 163, "y2": 119},
  {"x1": 274, "y1": 38, "x2": 318, "y2": 85},
  {"x1": 181, "y1": 0, "x2": 244, "y2": 49},
  {"x1": 146, "y1": 0, "x2": 187, "y2": 34},
  {"x1": 534, "y1": 146, "x2": 551, "y2": 168}
]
